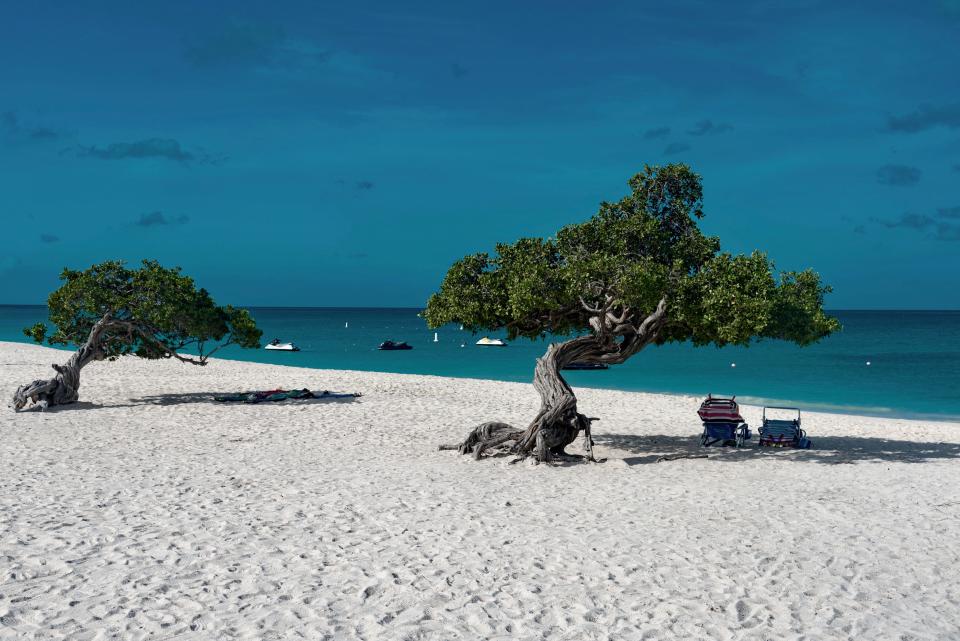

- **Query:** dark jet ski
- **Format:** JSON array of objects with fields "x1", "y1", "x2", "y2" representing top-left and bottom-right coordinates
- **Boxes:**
[{"x1": 378, "y1": 340, "x2": 413, "y2": 351}]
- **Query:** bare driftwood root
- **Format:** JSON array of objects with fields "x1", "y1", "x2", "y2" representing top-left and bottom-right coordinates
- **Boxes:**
[{"x1": 657, "y1": 454, "x2": 708, "y2": 462}]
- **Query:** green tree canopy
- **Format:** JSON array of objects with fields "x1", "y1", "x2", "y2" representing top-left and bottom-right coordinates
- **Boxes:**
[
  {"x1": 14, "y1": 259, "x2": 263, "y2": 411},
  {"x1": 25, "y1": 259, "x2": 261, "y2": 362},
  {"x1": 425, "y1": 164, "x2": 839, "y2": 348}
]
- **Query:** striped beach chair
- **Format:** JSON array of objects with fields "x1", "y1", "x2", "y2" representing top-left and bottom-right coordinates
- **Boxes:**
[
  {"x1": 697, "y1": 394, "x2": 751, "y2": 447},
  {"x1": 758, "y1": 406, "x2": 811, "y2": 448}
]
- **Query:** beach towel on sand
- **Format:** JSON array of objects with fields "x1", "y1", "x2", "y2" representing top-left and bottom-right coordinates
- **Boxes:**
[{"x1": 214, "y1": 388, "x2": 362, "y2": 404}]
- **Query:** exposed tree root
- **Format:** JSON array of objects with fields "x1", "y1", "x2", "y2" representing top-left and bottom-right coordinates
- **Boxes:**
[
  {"x1": 441, "y1": 413, "x2": 598, "y2": 464},
  {"x1": 439, "y1": 298, "x2": 667, "y2": 465},
  {"x1": 438, "y1": 421, "x2": 524, "y2": 459},
  {"x1": 12, "y1": 367, "x2": 81, "y2": 411},
  {"x1": 11, "y1": 314, "x2": 112, "y2": 411}
]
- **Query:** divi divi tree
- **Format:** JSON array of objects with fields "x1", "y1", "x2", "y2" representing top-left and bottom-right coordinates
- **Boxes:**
[
  {"x1": 425, "y1": 164, "x2": 839, "y2": 463},
  {"x1": 13, "y1": 260, "x2": 262, "y2": 411}
]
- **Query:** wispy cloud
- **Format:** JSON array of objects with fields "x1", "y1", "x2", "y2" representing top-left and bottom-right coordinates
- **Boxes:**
[
  {"x1": 664, "y1": 142, "x2": 691, "y2": 155},
  {"x1": 355, "y1": 180, "x2": 375, "y2": 191},
  {"x1": 1, "y1": 111, "x2": 65, "y2": 142},
  {"x1": 39, "y1": 233, "x2": 59, "y2": 243},
  {"x1": 182, "y1": 19, "x2": 392, "y2": 89},
  {"x1": 72, "y1": 138, "x2": 221, "y2": 164},
  {"x1": 886, "y1": 103, "x2": 960, "y2": 133},
  {"x1": 867, "y1": 207, "x2": 960, "y2": 241},
  {"x1": 184, "y1": 20, "x2": 331, "y2": 70},
  {"x1": 938, "y1": 206, "x2": 960, "y2": 219},
  {"x1": 687, "y1": 120, "x2": 733, "y2": 136},
  {"x1": 643, "y1": 126, "x2": 670, "y2": 140},
  {"x1": 876, "y1": 164, "x2": 921, "y2": 186},
  {"x1": 873, "y1": 212, "x2": 934, "y2": 230},
  {"x1": 136, "y1": 211, "x2": 190, "y2": 227}
]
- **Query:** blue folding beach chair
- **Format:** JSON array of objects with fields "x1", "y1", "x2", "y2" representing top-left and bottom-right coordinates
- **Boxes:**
[
  {"x1": 697, "y1": 394, "x2": 751, "y2": 447},
  {"x1": 758, "y1": 406, "x2": 811, "y2": 448}
]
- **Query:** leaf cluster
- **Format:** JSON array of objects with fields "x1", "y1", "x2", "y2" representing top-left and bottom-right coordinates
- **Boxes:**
[
  {"x1": 25, "y1": 260, "x2": 262, "y2": 362},
  {"x1": 424, "y1": 164, "x2": 839, "y2": 346}
]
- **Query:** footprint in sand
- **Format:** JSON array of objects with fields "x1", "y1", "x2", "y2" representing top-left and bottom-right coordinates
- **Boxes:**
[{"x1": 734, "y1": 599, "x2": 762, "y2": 629}]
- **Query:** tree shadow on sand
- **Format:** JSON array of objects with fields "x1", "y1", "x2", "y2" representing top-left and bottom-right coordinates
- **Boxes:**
[
  {"x1": 20, "y1": 392, "x2": 363, "y2": 410},
  {"x1": 126, "y1": 392, "x2": 362, "y2": 407},
  {"x1": 595, "y1": 433, "x2": 960, "y2": 465}
]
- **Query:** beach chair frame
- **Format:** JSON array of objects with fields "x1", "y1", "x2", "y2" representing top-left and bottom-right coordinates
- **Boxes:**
[
  {"x1": 758, "y1": 406, "x2": 810, "y2": 448},
  {"x1": 700, "y1": 421, "x2": 750, "y2": 448}
]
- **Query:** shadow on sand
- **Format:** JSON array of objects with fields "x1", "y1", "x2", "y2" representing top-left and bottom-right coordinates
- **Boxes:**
[
  {"x1": 25, "y1": 403, "x2": 958, "y2": 467},
  {"x1": 24, "y1": 392, "x2": 362, "y2": 411},
  {"x1": 127, "y1": 392, "x2": 362, "y2": 407},
  {"x1": 595, "y1": 433, "x2": 960, "y2": 465}
]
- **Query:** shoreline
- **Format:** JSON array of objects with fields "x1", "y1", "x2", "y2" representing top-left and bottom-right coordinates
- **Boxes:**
[{"x1": 3, "y1": 339, "x2": 957, "y2": 424}]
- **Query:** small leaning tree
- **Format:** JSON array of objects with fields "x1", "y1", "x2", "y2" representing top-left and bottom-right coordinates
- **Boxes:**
[
  {"x1": 12, "y1": 260, "x2": 262, "y2": 411},
  {"x1": 425, "y1": 164, "x2": 839, "y2": 463}
]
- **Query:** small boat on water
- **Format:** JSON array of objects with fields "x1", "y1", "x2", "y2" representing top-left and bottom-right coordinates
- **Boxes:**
[
  {"x1": 379, "y1": 340, "x2": 413, "y2": 351},
  {"x1": 476, "y1": 336, "x2": 507, "y2": 347},
  {"x1": 563, "y1": 361, "x2": 609, "y2": 370},
  {"x1": 265, "y1": 338, "x2": 300, "y2": 352}
]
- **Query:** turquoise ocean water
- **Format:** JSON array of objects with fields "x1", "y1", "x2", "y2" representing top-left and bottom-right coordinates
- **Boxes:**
[{"x1": 1, "y1": 306, "x2": 958, "y2": 420}]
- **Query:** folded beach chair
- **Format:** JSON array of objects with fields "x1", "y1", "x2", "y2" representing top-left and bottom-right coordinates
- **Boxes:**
[
  {"x1": 697, "y1": 394, "x2": 750, "y2": 447},
  {"x1": 757, "y1": 406, "x2": 811, "y2": 448}
]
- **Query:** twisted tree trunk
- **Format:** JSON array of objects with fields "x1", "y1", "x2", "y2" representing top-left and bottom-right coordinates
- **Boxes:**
[
  {"x1": 12, "y1": 313, "x2": 112, "y2": 411},
  {"x1": 517, "y1": 336, "x2": 601, "y2": 461},
  {"x1": 441, "y1": 297, "x2": 667, "y2": 464}
]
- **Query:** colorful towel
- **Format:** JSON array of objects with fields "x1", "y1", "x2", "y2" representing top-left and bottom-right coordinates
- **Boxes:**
[{"x1": 697, "y1": 396, "x2": 744, "y2": 423}]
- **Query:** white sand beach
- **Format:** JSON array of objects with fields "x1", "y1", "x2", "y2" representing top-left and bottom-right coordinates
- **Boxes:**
[{"x1": 2, "y1": 340, "x2": 959, "y2": 640}]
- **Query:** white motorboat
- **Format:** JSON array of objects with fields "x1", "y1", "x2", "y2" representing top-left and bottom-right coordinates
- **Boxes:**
[
  {"x1": 265, "y1": 339, "x2": 300, "y2": 352},
  {"x1": 476, "y1": 336, "x2": 507, "y2": 347}
]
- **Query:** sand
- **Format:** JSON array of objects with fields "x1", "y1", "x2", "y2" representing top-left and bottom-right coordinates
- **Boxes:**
[{"x1": 1, "y1": 340, "x2": 959, "y2": 640}]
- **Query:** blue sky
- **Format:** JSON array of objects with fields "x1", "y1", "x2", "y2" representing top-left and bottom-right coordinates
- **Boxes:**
[{"x1": 1, "y1": 1, "x2": 958, "y2": 308}]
